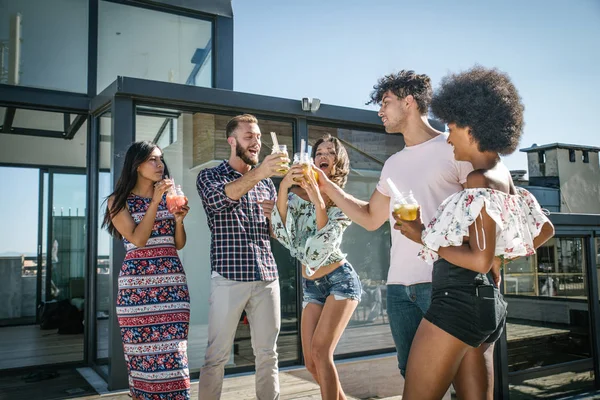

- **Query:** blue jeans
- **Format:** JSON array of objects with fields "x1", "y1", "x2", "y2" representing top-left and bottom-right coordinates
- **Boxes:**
[{"x1": 387, "y1": 283, "x2": 432, "y2": 377}]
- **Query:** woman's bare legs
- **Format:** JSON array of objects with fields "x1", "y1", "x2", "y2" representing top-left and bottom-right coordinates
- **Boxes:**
[
  {"x1": 453, "y1": 343, "x2": 495, "y2": 400},
  {"x1": 310, "y1": 296, "x2": 358, "y2": 400},
  {"x1": 301, "y1": 303, "x2": 324, "y2": 384},
  {"x1": 402, "y1": 319, "x2": 471, "y2": 400},
  {"x1": 301, "y1": 303, "x2": 349, "y2": 400}
]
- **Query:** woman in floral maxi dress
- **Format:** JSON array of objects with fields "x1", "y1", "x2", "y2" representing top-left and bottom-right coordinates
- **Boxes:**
[{"x1": 103, "y1": 141, "x2": 191, "y2": 400}]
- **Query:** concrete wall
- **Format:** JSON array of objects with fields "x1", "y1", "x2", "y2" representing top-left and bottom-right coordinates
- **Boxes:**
[
  {"x1": 527, "y1": 148, "x2": 560, "y2": 178},
  {"x1": 0, "y1": 257, "x2": 36, "y2": 319},
  {"x1": 556, "y1": 149, "x2": 600, "y2": 214}
]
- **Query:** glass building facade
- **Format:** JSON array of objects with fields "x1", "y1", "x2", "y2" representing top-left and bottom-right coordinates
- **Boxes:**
[{"x1": 1, "y1": 1, "x2": 600, "y2": 399}]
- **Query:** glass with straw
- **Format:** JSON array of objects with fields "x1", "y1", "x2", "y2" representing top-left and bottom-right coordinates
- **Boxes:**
[
  {"x1": 387, "y1": 178, "x2": 419, "y2": 221},
  {"x1": 270, "y1": 131, "x2": 289, "y2": 174},
  {"x1": 294, "y1": 139, "x2": 318, "y2": 183},
  {"x1": 166, "y1": 178, "x2": 187, "y2": 214}
]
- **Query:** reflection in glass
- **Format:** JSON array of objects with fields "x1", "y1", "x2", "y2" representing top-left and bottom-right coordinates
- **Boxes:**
[
  {"x1": 0, "y1": 0, "x2": 88, "y2": 92},
  {"x1": 50, "y1": 173, "x2": 87, "y2": 300},
  {"x1": 308, "y1": 125, "x2": 404, "y2": 355},
  {"x1": 504, "y1": 238, "x2": 587, "y2": 298},
  {"x1": 506, "y1": 237, "x2": 594, "y2": 397},
  {"x1": 98, "y1": 1, "x2": 212, "y2": 91},
  {"x1": 134, "y1": 108, "x2": 300, "y2": 371}
]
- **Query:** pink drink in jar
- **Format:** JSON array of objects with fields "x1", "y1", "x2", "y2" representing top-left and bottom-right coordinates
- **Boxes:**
[{"x1": 166, "y1": 185, "x2": 187, "y2": 213}]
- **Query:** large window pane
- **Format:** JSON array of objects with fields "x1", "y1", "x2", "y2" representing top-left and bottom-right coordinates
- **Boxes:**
[
  {"x1": 0, "y1": 167, "x2": 40, "y2": 370},
  {"x1": 98, "y1": 2, "x2": 212, "y2": 92},
  {"x1": 506, "y1": 237, "x2": 594, "y2": 397},
  {"x1": 135, "y1": 108, "x2": 299, "y2": 372},
  {"x1": 308, "y1": 125, "x2": 404, "y2": 355},
  {"x1": 504, "y1": 238, "x2": 588, "y2": 298},
  {"x1": 0, "y1": 0, "x2": 88, "y2": 92}
]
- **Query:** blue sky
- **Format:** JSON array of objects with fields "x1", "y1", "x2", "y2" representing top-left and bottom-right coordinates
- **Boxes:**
[
  {"x1": 232, "y1": 0, "x2": 600, "y2": 171},
  {"x1": 2, "y1": 0, "x2": 599, "y2": 255}
]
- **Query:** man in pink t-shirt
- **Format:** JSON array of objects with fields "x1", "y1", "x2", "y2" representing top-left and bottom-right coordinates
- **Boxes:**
[{"x1": 319, "y1": 70, "x2": 472, "y2": 377}]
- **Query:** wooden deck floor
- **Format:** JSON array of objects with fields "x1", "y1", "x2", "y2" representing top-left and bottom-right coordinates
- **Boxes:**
[
  {"x1": 2, "y1": 356, "x2": 431, "y2": 400},
  {"x1": 0, "y1": 318, "x2": 574, "y2": 371}
]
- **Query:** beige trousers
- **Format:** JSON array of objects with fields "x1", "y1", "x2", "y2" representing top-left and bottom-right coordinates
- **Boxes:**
[{"x1": 198, "y1": 275, "x2": 281, "y2": 400}]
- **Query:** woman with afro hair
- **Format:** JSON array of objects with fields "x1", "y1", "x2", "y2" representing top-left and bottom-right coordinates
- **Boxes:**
[{"x1": 395, "y1": 66, "x2": 555, "y2": 399}]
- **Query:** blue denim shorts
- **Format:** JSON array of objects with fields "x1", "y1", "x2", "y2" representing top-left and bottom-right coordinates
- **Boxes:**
[{"x1": 302, "y1": 263, "x2": 362, "y2": 308}]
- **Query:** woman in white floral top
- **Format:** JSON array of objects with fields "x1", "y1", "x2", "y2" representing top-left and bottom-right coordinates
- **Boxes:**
[
  {"x1": 395, "y1": 66, "x2": 555, "y2": 400},
  {"x1": 271, "y1": 135, "x2": 361, "y2": 400}
]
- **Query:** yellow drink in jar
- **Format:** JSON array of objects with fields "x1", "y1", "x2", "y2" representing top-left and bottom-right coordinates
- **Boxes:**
[
  {"x1": 300, "y1": 162, "x2": 319, "y2": 183},
  {"x1": 399, "y1": 204, "x2": 419, "y2": 221},
  {"x1": 392, "y1": 203, "x2": 402, "y2": 219},
  {"x1": 272, "y1": 144, "x2": 289, "y2": 173}
]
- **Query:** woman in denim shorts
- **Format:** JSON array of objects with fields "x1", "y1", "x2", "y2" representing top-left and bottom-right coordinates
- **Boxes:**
[
  {"x1": 271, "y1": 134, "x2": 361, "y2": 400},
  {"x1": 395, "y1": 66, "x2": 555, "y2": 400}
]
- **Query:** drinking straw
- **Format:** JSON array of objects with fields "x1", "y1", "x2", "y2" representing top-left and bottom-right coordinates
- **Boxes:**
[
  {"x1": 300, "y1": 139, "x2": 305, "y2": 158},
  {"x1": 386, "y1": 178, "x2": 403, "y2": 201},
  {"x1": 270, "y1": 131, "x2": 279, "y2": 150}
]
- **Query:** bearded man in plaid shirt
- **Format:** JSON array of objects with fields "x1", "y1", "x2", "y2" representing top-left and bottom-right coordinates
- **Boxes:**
[{"x1": 196, "y1": 114, "x2": 289, "y2": 400}]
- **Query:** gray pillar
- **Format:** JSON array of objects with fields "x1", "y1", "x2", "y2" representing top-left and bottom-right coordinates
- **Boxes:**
[
  {"x1": 214, "y1": 15, "x2": 233, "y2": 90},
  {"x1": 85, "y1": 115, "x2": 99, "y2": 365},
  {"x1": 108, "y1": 94, "x2": 135, "y2": 391}
]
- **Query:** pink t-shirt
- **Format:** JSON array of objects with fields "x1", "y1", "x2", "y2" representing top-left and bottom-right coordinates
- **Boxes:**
[{"x1": 376, "y1": 133, "x2": 473, "y2": 285}]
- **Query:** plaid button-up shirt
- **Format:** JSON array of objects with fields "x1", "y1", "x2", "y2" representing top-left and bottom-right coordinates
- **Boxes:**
[{"x1": 197, "y1": 161, "x2": 278, "y2": 281}]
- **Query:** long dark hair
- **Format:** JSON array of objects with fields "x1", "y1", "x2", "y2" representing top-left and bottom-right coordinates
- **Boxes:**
[
  {"x1": 102, "y1": 141, "x2": 169, "y2": 239},
  {"x1": 312, "y1": 134, "x2": 350, "y2": 188}
]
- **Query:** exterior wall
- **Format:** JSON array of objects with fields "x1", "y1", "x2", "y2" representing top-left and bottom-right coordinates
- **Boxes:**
[
  {"x1": 557, "y1": 149, "x2": 600, "y2": 213},
  {"x1": 0, "y1": 257, "x2": 36, "y2": 319},
  {"x1": 527, "y1": 148, "x2": 560, "y2": 177},
  {"x1": 522, "y1": 186, "x2": 560, "y2": 212}
]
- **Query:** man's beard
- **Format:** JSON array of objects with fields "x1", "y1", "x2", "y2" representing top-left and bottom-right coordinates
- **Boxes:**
[{"x1": 236, "y1": 142, "x2": 258, "y2": 166}]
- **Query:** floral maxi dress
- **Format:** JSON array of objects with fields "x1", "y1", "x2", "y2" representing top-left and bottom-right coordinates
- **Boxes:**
[{"x1": 116, "y1": 193, "x2": 191, "y2": 400}]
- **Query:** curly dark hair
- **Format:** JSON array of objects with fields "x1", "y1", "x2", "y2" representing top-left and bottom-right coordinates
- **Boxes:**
[
  {"x1": 430, "y1": 66, "x2": 525, "y2": 155},
  {"x1": 311, "y1": 134, "x2": 350, "y2": 188},
  {"x1": 366, "y1": 70, "x2": 432, "y2": 115}
]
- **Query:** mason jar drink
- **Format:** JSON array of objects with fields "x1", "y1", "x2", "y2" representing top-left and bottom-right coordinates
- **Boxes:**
[
  {"x1": 272, "y1": 144, "x2": 289, "y2": 174},
  {"x1": 293, "y1": 152, "x2": 318, "y2": 183},
  {"x1": 397, "y1": 191, "x2": 419, "y2": 221},
  {"x1": 166, "y1": 185, "x2": 187, "y2": 214}
]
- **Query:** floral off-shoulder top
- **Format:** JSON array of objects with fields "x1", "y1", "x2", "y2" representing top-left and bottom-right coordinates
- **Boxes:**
[
  {"x1": 419, "y1": 187, "x2": 551, "y2": 264},
  {"x1": 271, "y1": 192, "x2": 351, "y2": 277}
]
